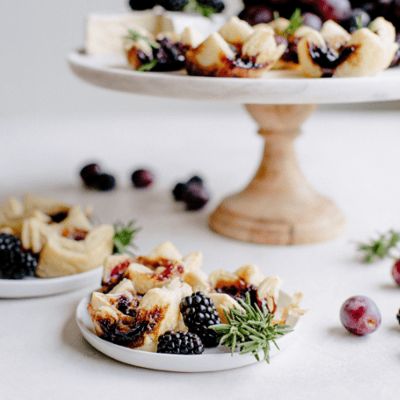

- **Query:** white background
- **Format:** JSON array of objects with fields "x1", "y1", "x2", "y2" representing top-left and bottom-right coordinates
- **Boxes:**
[{"x1": 1, "y1": 1, "x2": 400, "y2": 399}]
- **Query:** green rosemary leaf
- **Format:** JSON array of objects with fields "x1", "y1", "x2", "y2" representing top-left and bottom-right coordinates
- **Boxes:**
[
  {"x1": 357, "y1": 230, "x2": 400, "y2": 263},
  {"x1": 356, "y1": 14, "x2": 363, "y2": 30},
  {"x1": 137, "y1": 59, "x2": 159, "y2": 72},
  {"x1": 283, "y1": 8, "x2": 303, "y2": 36},
  {"x1": 210, "y1": 292, "x2": 293, "y2": 362},
  {"x1": 125, "y1": 29, "x2": 160, "y2": 49},
  {"x1": 112, "y1": 221, "x2": 140, "y2": 256}
]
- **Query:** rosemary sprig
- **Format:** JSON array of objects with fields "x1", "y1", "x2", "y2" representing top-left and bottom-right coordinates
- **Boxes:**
[
  {"x1": 357, "y1": 230, "x2": 400, "y2": 264},
  {"x1": 137, "y1": 59, "x2": 159, "y2": 72},
  {"x1": 210, "y1": 293, "x2": 292, "y2": 363},
  {"x1": 125, "y1": 29, "x2": 160, "y2": 49},
  {"x1": 283, "y1": 8, "x2": 303, "y2": 37},
  {"x1": 113, "y1": 221, "x2": 140, "y2": 256},
  {"x1": 184, "y1": 1, "x2": 217, "y2": 18}
]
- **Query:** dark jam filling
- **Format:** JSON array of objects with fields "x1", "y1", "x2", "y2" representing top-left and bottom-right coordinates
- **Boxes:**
[
  {"x1": 215, "y1": 281, "x2": 259, "y2": 308},
  {"x1": 61, "y1": 227, "x2": 88, "y2": 241},
  {"x1": 101, "y1": 260, "x2": 131, "y2": 292},
  {"x1": 138, "y1": 37, "x2": 185, "y2": 72},
  {"x1": 49, "y1": 211, "x2": 68, "y2": 223},
  {"x1": 115, "y1": 295, "x2": 140, "y2": 317},
  {"x1": 281, "y1": 37, "x2": 299, "y2": 64},
  {"x1": 136, "y1": 257, "x2": 184, "y2": 281},
  {"x1": 98, "y1": 318, "x2": 148, "y2": 347},
  {"x1": 309, "y1": 43, "x2": 356, "y2": 77},
  {"x1": 232, "y1": 55, "x2": 265, "y2": 70}
]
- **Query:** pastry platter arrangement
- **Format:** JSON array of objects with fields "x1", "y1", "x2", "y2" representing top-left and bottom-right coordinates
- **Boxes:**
[{"x1": 2, "y1": 0, "x2": 400, "y2": 372}]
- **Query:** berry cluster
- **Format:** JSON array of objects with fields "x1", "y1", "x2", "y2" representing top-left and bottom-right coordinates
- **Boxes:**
[
  {"x1": 239, "y1": 0, "x2": 400, "y2": 37},
  {"x1": 0, "y1": 233, "x2": 39, "y2": 279},
  {"x1": 128, "y1": 0, "x2": 225, "y2": 13},
  {"x1": 172, "y1": 175, "x2": 210, "y2": 211},
  {"x1": 80, "y1": 163, "x2": 116, "y2": 192},
  {"x1": 156, "y1": 291, "x2": 221, "y2": 354}
]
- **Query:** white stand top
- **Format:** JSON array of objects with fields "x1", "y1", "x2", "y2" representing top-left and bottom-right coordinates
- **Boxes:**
[{"x1": 68, "y1": 50, "x2": 400, "y2": 104}]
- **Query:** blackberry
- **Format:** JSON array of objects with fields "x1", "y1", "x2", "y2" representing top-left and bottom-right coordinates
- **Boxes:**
[
  {"x1": 180, "y1": 292, "x2": 221, "y2": 347},
  {"x1": 152, "y1": 38, "x2": 185, "y2": 72},
  {"x1": 187, "y1": 175, "x2": 203, "y2": 186},
  {"x1": 96, "y1": 173, "x2": 116, "y2": 192},
  {"x1": 157, "y1": 331, "x2": 204, "y2": 354},
  {"x1": 172, "y1": 182, "x2": 188, "y2": 201},
  {"x1": 161, "y1": 0, "x2": 190, "y2": 12},
  {"x1": 197, "y1": 0, "x2": 225, "y2": 13},
  {"x1": 397, "y1": 309, "x2": 400, "y2": 325},
  {"x1": 128, "y1": 0, "x2": 158, "y2": 11},
  {"x1": 183, "y1": 184, "x2": 209, "y2": 211},
  {"x1": 0, "y1": 233, "x2": 38, "y2": 279},
  {"x1": 0, "y1": 233, "x2": 21, "y2": 264}
]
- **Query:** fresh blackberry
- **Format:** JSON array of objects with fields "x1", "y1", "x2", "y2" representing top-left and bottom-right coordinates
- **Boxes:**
[
  {"x1": 180, "y1": 292, "x2": 221, "y2": 347},
  {"x1": 172, "y1": 182, "x2": 188, "y2": 201},
  {"x1": 0, "y1": 233, "x2": 21, "y2": 263},
  {"x1": 0, "y1": 234, "x2": 38, "y2": 279},
  {"x1": 187, "y1": 175, "x2": 203, "y2": 186},
  {"x1": 197, "y1": 0, "x2": 225, "y2": 13},
  {"x1": 96, "y1": 173, "x2": 116, "y2": 192},
  {"x1": 157, "y1": 330, "x2": 204, "y2": 354},
  {"x1": 397, "y1": 309, "x2": 400, "y2": 324},
  {"x1": 183, "y1": 183, "x2": 209, "y2": 211},
  {"x1": 128, "y1": 0, "x2": 158, "y2": 11},
  {"x1": 161, "y1": 0, "x2": 190, "y2": 12}
]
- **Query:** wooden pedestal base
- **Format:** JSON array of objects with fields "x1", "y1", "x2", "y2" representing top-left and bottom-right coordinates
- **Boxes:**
[{"x1": 209, "y1": 104, "x2": 347, "y2": 245}]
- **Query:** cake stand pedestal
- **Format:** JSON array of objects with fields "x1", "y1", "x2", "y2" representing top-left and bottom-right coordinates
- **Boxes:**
[
  {"x1": 209, "y1": 103, "x2": 347, "y2": 245},
  {"x1": 68, "y1": 51, "x2": 400, "y2": 245}
]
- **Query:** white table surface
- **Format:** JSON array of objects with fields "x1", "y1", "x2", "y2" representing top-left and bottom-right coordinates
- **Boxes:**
[{"x1": 1, "y1": 104, "x2": 400, "y2": 399}]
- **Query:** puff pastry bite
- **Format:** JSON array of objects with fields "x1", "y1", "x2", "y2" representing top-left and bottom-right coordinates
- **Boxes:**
[
  {"x1": 0, "y1": 194, "x2": 91, "y2": 237},
  {"x1": 0, "y1": 195, "x2": 113, "y2": 278},
  {"x1": 124, "y1": 26, "x2": 204, "y2": 72},
  {"x1": 298, "y1": 17, "x2": 399, "y2": 78},
  {"x1": 88, "y1": 278, "x2": 191, "y2": 351},
  {"x1": 185, "y1": 17, "x2": 286, "y2": 78},
  {"x1": 101, "y1": 241, "x2": 203, "y2": 294}
]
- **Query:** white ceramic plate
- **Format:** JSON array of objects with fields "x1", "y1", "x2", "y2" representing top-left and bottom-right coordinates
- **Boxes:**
[
  {"x1": 68, "y1": 50, "x2": 400, "y2": 105},
  {"x1": 0, "y1": 267, "x2": 103, "y2": 298},
  {"x1": 76, "y1": 291, "x2": 299, "y2": 372}
]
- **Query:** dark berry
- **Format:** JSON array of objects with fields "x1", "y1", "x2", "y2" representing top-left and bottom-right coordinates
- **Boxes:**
[
  {"x1": 316, "y1": 0, "x2": 352, "y2": 23},
  {"x1": 131, "y1": 169, "x2": 154, "y2": 188},
  {"x1": 197, "y1": 0, "x2": 225, "y2": 13},
  {"x1": 96, "y1": 173, "x2": 116, "y2": 192},
  {"x1": 128, "y1": 0, "x2": 158, "y2": 10},
  {"x1": 238, "y1": 5, "x2": 274, "y2": 26},
  {"x1": 302, "y1": 12, "x2": 323, "y2": 30},
  {"x1": 183, "y1": 183, "x2": 209, "y2": 211},
  {"x1": 180, "y1": 292, "x2": 221, "y2": 347},
  {"x1": 392, "y1": 259, "x2": 400, "y2": 286},
  {"x1": 80, "y1": 163, "x2": 102, "y2": 188},
  {"x1": 161, "y1": 0, "x2": 190, "y2": 12},
  {"x1": 187, "y1": 175, "x2": 204, "y2": 186},
  {"x1": 340, "y1": 296, "x2": 381, "y2": 336},
  {"x1": 157, "y1": 331, "x2": 204, "y2": 354},
  {"x1": 397, "y1": 309, "x2": 400, "y2": 324},
  {"x1": 172, "y1": 182, "x2": 188, "y2": 201},
  {"x1": 342, "y1": 8, "x2": 371, "y2": 32},
  {"x1": 0, "y1": 233, "x2": 38, "y2": 279}
]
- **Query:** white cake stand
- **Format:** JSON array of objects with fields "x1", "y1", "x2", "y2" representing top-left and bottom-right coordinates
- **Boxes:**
[{"x1": 68, "y1": 50, "x2": 400, "y2": 245}]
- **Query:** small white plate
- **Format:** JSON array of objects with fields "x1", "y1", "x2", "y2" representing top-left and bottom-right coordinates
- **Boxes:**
[
  {"x1": 0, "y1": 267, "x2": 103, "y2": 298},
  {"x1": 76, "y1": 291, "x2": 299, "y2": 372}
]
